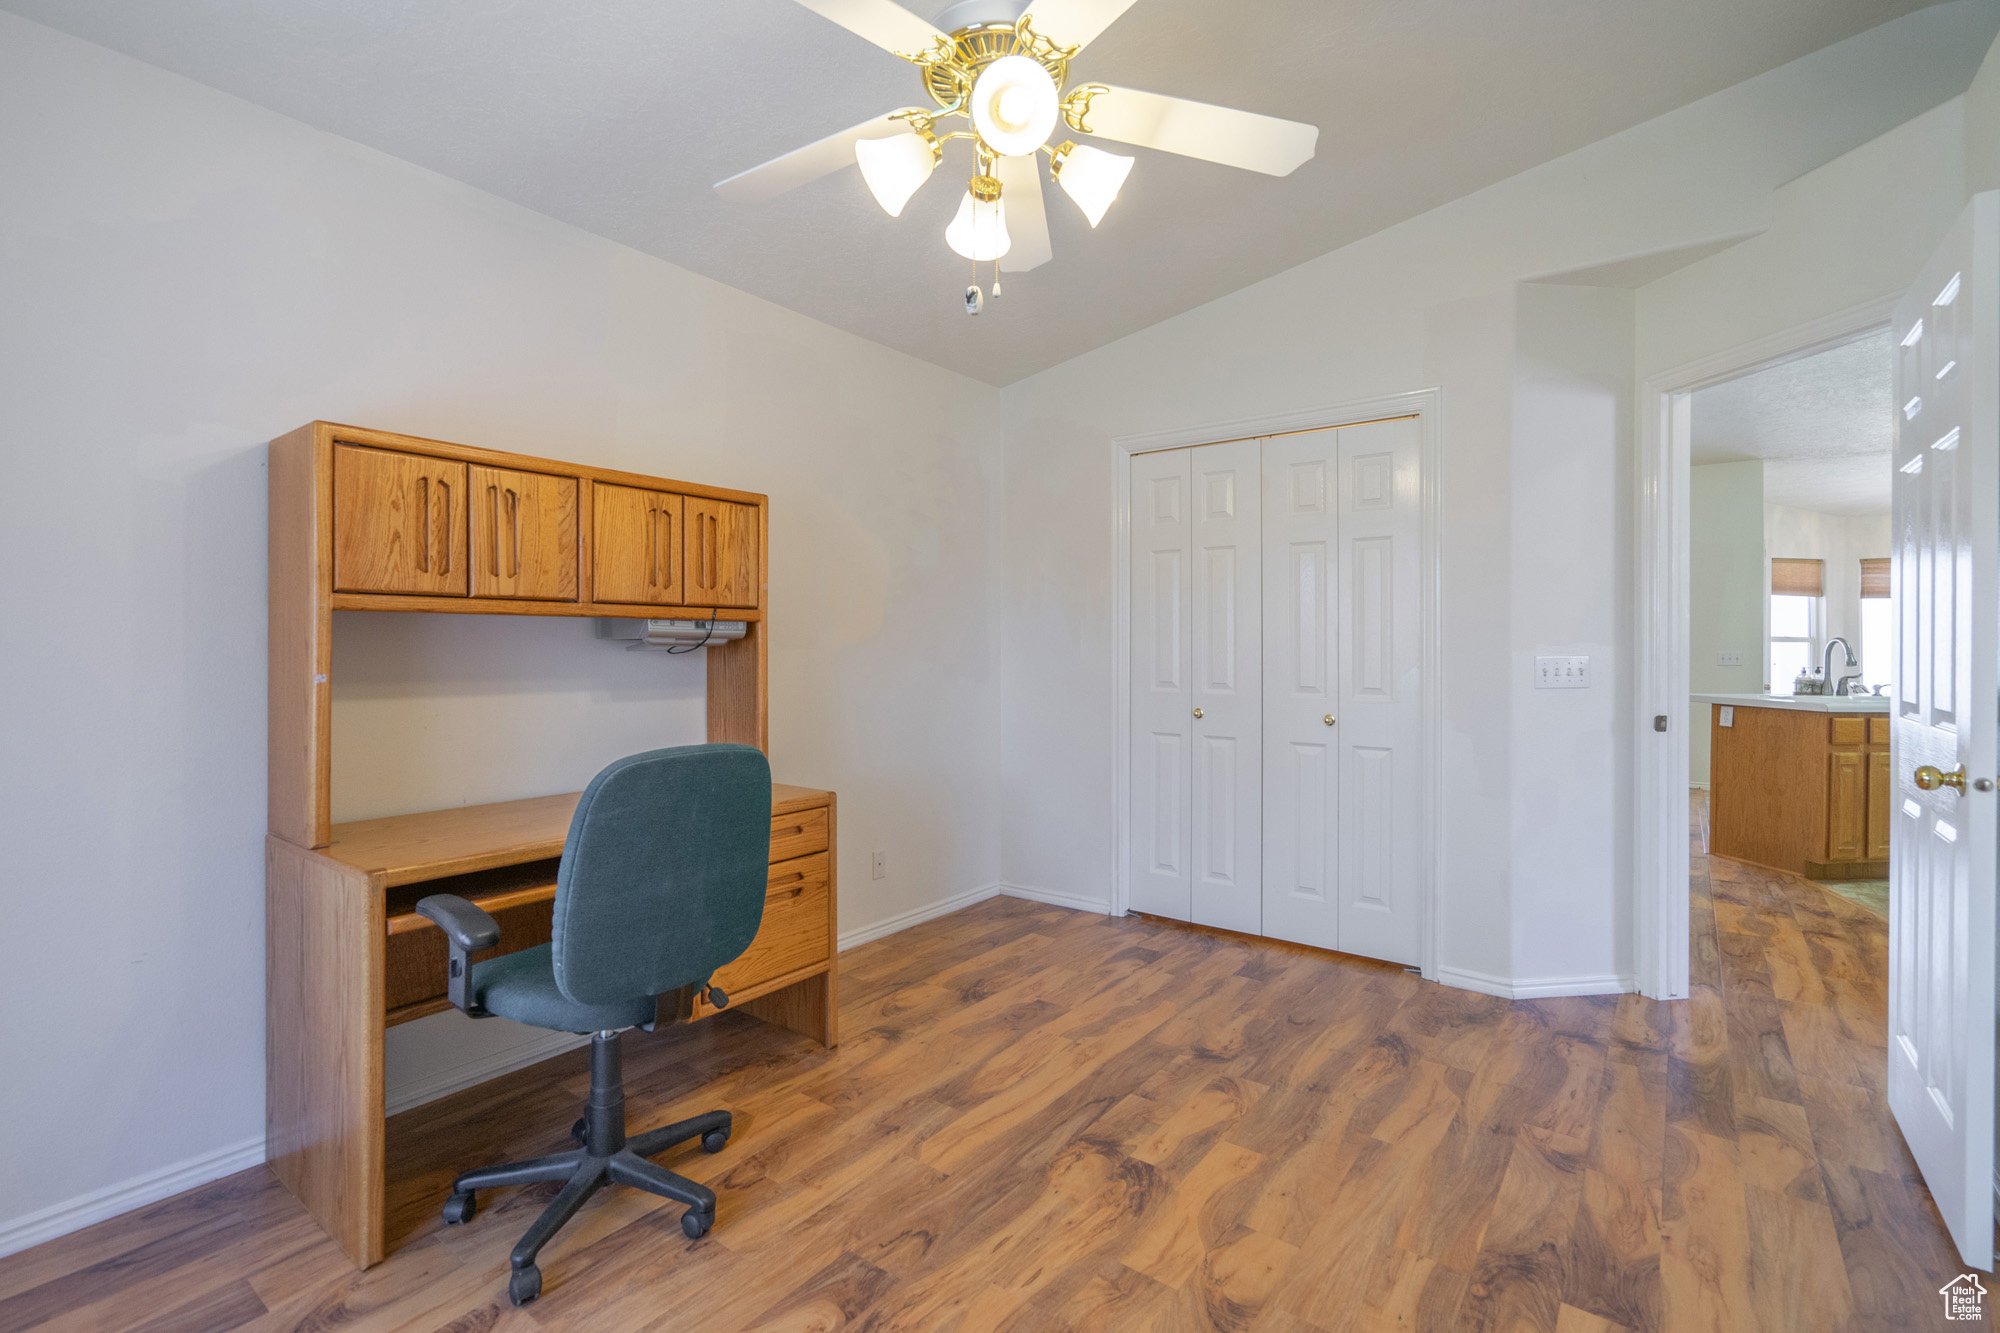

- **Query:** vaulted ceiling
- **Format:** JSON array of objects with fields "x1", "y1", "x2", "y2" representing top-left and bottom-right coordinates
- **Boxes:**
[{"x1": 2, "y1": 0, "x2": 1961, "y2": 383}]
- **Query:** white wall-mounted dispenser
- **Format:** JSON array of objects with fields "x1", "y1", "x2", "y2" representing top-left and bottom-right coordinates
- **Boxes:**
[{"x1": 595, "y1": 618, "x2": 749, "y2": 650}]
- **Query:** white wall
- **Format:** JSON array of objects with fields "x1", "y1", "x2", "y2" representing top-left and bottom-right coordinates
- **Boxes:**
[
  {"x1": 995, "y1": 5, "x2": 1987, "y2": 997},
  {"x1": 1689, "y1": 461, "x2": 1767, "y2": 784},
  {"x1": 0, "y1": 12, "x2": 1003, "y2": 1249},
  {"x1": 1970, "y1": 22, "x2": 2000, "y2": 195}
]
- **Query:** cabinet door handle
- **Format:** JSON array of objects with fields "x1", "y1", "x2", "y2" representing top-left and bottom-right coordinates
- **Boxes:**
[
  {"x1": 507, "y1": 488, "x2": 521, "y2": 577},
  {"x1": 417, "y1": 475, "x2": 431, "y2": 573},
  {"x1": 437, "y1": 480, "x2": 452, "y2": 573},
  {"x1": 488, "y1": 485, "x2": 500, "y2": 577}
]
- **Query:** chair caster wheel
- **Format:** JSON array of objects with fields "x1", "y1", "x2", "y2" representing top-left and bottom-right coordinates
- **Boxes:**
[
  {"x1": 571, "y1": 1117, "x2": 589, "y2": 1148},
  {"x1": 701, "y1": 1128, "x2": 730, "y2": 1154},
  {"x1": 681, "y1": 1207, "x2": 714, "y2": 1239},
  {"x1": 509, "y1": 1264, "x2": 542, "y2": 1306},
  {"x1": 441, "y1": 1192, "x2": 475, "y2": 1225}
]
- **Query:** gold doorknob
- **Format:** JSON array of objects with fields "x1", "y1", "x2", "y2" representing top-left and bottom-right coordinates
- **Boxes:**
[
  {"x1": 1915, "y1": 765, "x2": 1967, "y2": 794},
  {"x1": 1324, "y1": 715, "x2": 1336, "y2": 726},
  {"x1": 1192, "y1": 708, "x2": 1203, "y2": 719}
]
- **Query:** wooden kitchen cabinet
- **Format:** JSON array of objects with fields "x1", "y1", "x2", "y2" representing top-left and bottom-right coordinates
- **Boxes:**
[
  {"x1": 1708, "y1": 702, "x2": 1892, "y2": 878},
  {"x1": 592, "y1": 483, "x2": 683, "y2": 605},
  {"x1": 685, "y1": 497, "x2": 759, "y2": 609},
  {"x1": 332, "y1": 445, "x2": 468, "y2": 596},
  {"x1": 470, "y1": 466, "x2": 578, "y2": 601},
  {"x1": 1867, "y1": 749, "x2": 1892, "y2": 860}
]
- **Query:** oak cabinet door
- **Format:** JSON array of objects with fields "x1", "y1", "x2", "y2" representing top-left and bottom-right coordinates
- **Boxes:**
[
  {"x1": 1867, "y1": 748, "x2": 1892, "y2": 861},
  {"x1": 1827, "y1": 750, "x2": 1866, "y2": 861},
  {"x1": 333, "y1": 445, "x2": 468, "y2": 595},
  {"x1": 685, "y1": 498, "x2": 759, "y2": 609},
  {"x1": 470, "y1": 466, "x2": 578, "y2": 601},
  {"x1": 592, "y1": 483, "x2": 682, "y2": 605}
]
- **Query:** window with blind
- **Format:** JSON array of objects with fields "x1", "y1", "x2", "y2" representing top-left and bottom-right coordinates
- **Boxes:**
[
  {"x1": 1769, "y1": 557, "x2": 1822, "y2": 692},
  {"x1": 1859, "y1": 556, "x2": 1892, "y2": 689}
]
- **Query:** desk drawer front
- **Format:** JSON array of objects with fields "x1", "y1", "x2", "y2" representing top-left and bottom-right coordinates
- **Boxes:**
[
  {"x1": 710, "y1": 852, "x2": 831, "y2": 998},
  {"x1": 770, "y1": 806, "x2": 829, "y2": 862}
]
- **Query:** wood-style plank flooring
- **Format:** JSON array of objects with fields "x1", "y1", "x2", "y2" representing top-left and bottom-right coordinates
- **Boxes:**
[{"x1": 0, "y1": 803, "x2": 1975, "y2": 1331}]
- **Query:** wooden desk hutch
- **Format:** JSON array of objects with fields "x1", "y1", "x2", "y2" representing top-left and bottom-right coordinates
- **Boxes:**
[{"x1": 266, "y1": 422, "x2": 837, "y2": 1268}]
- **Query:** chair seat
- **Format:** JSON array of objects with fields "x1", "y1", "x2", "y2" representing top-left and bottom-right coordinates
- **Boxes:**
[{"x1": 471, "y1": 945, "x2": 657, "y2": 1033}]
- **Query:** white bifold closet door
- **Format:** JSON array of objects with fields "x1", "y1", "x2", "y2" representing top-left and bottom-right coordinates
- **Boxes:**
[
  {"x1": 1129, "y1": 418, "x2": 1424, "y2": 966},
  {"x1": 1261, "y1": 420, "x2": 1424, "y2": 965},
  {"x1": 1128, "y1": 440, "x2": 1263, "y2": 929}
]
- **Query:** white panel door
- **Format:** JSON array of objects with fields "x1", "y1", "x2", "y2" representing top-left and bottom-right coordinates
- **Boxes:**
[
  {"x1": 1261, "y1": 429, "x2": 1341, "y2": 949},
  {"x1": 1335, "y1": 418, "x2": 1425, "y2": 965},
  {"x1": 1887, "y1": 193, "x2": 1997, "y2": 1270},
  {"x1": 1129, "y1": 448, "x2": 1193, "y2": 920},
  {"x1": 1190, "y1": 440, "x2": 1263, "y2": 932}
]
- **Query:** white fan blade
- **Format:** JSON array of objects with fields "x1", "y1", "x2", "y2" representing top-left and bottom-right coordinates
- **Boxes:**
[
  {"x1": 996, "y1": 154, "x2": 1052, "y2": 272},
  {"x1": 791, "y1": 0, "x2": 947, "y2": 57},
  {"x1": 1025, "y1": 0, "x2": 1140, "y2": 50},
  {"x1": 1079, "y1": 85, "x2": 1317, "y2": 176},
  {"x1": 714, "y1": 112, "x2": 913, "y2": 204}
]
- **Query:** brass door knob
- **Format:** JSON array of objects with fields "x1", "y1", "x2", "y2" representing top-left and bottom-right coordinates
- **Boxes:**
[
  {"x1": 1192, "y1": 708, "x2": 1203, "y2": 719},
  {"x1": 1915, "y1": 765, "x2": 1967, "y2": 794},
  {"x1": 1324, "y1": 715, "x2": 1336, "y2": 726}
]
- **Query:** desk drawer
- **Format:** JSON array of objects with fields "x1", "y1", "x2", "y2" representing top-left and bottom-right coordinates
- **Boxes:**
[
  {"x1": 710, "y1": 852, "x2": 831, "y2": 999},
  {"x1": 770, "y1": 805, "x2": 829, "y2": 863}
]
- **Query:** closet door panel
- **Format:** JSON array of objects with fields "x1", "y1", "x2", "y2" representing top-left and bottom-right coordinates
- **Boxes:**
[
  {"x1": 1190, "y1": 440, "x2": 1263, "y2": 933},
  {"x1": 1261, "y1": 432, "x2": 1341, "y2": 950},
  {"x1": 1129, "y1": 449, "x2": 1194, "y2": 920},
  {"x1": 1335, "y1": 417, "x2": 1424, "y2": 966}
]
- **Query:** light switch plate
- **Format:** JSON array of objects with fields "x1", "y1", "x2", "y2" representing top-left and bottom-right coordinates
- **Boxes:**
[
  {"x1": 1535, "y1": 655, "x2": 1590, "y2": 689},
  {"x1": 1717, "y1": 651, "x2": 1744, "y2": 666},
  {"x1": 1719, "y1": 706, "x2": 1734, "y2": 727}
]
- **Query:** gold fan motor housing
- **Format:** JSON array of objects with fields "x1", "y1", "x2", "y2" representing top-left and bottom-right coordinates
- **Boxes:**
[{"x1": 917, "y1": 20, "x2": 1073, "y2": 112}]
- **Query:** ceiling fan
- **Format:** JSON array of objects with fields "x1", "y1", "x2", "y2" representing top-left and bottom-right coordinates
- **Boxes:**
[{"x1": 714, "y1": 0, "x2": 1318, "y2": 309}]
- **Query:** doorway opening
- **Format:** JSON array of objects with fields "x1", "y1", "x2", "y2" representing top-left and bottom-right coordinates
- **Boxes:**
[{"x1": 1687, "y1": 330, "x2": 1895, "y2": 920}]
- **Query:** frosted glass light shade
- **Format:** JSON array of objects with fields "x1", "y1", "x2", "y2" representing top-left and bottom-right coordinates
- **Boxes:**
[
  {"x1": 854, "y1": 131, "x2": 938, "y2": 217},
  {"x1": 945, "y1": 188, "x2": 1011, "y2": 261},
  {"x1": 1051, "y1": 142, "x2": 1134, "y2": 227},
  {"x1": 969, "y1": 55, "x2": 1059, "y2": 157}
]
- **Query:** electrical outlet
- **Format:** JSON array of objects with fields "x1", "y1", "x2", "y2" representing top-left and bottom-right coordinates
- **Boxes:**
[
  {"x1": 1534, "y1": 655, "x2": 1590, "y2": 689},
  {"x1": 872, "y1": 851, "x2": 886, "y2": 880},
  {"x1": 1717, "y1": 651, "x2": 1744, "y2": 667}
]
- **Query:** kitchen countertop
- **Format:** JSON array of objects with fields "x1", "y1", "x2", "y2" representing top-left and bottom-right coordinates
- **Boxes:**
[{"x1": 1691, "y1": 691, "x2": 1889, "y2": 714}]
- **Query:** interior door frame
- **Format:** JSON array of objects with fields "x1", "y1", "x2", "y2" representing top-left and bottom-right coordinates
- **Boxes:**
[
  {"x1": 1111, "y1": 389, "x2": 1444, "y2": 977},
  {"x1": 1633, "y1": 295, "x2": 1897, "y2": 999}
]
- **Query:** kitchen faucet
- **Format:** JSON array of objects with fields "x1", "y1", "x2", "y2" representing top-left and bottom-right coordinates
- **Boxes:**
[{"x1": 1823, "y1": 637, "x2": 1861, "y2": 696}]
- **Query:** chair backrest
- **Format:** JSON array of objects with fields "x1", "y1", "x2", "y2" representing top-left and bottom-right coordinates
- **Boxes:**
[{"x1": 550, "y1": 744, "x2": 773, "y2": 1005}]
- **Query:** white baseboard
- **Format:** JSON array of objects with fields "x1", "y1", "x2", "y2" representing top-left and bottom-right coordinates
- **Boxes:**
[
  {"x1": 0, "y1": 1132, "x2": 267, "y2": 1261},
  {"x1": 838, "y1": 882, "x2": 1006, "y2": 952},
  {"x1": 1433, "y1": 966, "x2": 1637, "y2": 1000},
  {"x1": 385, "y1": 1029, "x2": 591, "y2": 1117},
  {"x1": 996, "y1": 883, "x2": 1115, "y2": 914},
  {"x1": 1689, "y1": 780, "x2": 1711, "y2": 791}
]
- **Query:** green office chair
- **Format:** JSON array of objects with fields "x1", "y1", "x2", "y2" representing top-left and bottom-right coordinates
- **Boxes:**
[{"x1": 415, "y1": 743, "x2": 772, "y2": 1306}]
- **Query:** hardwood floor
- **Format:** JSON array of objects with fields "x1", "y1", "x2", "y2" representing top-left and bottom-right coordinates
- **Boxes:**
[{"x1": 0, "y1": 818, "x2": 1974, "y2": 1331}]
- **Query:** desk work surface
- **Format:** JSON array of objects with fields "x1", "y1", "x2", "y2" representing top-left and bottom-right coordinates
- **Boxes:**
[{"x1": 324, "y1": 783, "x2": 832, "y2": 886}]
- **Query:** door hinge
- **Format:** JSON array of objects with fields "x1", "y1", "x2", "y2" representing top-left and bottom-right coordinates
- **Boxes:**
[{"x1": 1654, "y1": 714, "x2": 1669, "y2": 732}]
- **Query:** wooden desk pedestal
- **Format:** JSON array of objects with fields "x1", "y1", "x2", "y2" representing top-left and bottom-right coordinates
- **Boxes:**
[{"x1": 266, "y1": 785, "x2": 836, "y2": 1268}]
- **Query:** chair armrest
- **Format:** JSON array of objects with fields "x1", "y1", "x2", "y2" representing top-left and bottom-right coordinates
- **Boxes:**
[{"x1": 415, "y1": 894, "x2": 500, "y2": 1016}]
